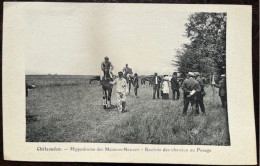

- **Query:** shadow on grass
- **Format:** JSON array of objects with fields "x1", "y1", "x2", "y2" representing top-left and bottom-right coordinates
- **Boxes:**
[{"x1": 103, "y1": 104, "x2": 117, "y2": 111}]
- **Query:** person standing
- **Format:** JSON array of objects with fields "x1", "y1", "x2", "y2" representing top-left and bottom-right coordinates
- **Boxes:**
[
  {"x1": 171, "y1": 72, "x2": 180, "y2": 100},
  {"x1": 195, "y1": 73, "x2": 206, "y2": 115},
  {"x1": 152, "y1": 73, "x2": 162, "y2": 99},
  {"x1": 101, "y1": 56, "x2": 114, "y2": 79},
  {"x1": 132, "y1": 73, "x2": 139, "y2": 98},
  {"x1": 26, "y1": 82, "x2": 36, "y2": 97},
  {"x1": 161, "y1": 76, "x2": 170, "y2": 99},
  {"x1": 110, "y1": 71, "x2": 127, "y2": 113},
  {"x1": 181, "y1": 72, "x2": 201, "y2": 115},
  {"x1": 213, "y1": 74, "x2": 227, "y2": 108}
]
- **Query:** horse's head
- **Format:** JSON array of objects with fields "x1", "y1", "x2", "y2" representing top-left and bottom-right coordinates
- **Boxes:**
[{"x1": 103, "y1": 68, "x2": 111, "y2": 80}]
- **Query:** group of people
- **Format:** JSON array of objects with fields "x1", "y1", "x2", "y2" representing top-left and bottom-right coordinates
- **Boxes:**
[
  {"x1": 151, "y1": 72, "x2": 180, "y2": 100},
  {"x1": 151, "y1": 71, "x2": 227, "y2": 116},
  {"x1": 101, "y1": 56, "x2": 227, "y2": 114},
  {"x1": 101, "y1": 57, "x2": 139, "y2": 113}
]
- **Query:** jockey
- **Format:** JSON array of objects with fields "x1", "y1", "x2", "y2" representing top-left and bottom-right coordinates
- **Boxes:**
[
  {"x1": 123, "y1": 64, "x2": 131, "y2": 73},
  {"x1": 101, "y1": 56, "x2": 114, "y2": 79},
  {"x1": 122, "y1": 64, "x2": 133, "y2": 80}
]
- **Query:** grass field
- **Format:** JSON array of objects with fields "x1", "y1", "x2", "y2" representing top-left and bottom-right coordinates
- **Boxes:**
[{"x1": 26, "y1": 75, "x2": 230, "y2": 145}]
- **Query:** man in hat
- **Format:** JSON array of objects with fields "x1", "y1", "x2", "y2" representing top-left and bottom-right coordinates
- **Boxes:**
[
  {"x1": 195, "y1": 73, "x2": 206, "y2": 115},
  {"x1": 132, "y1": 73, "x2": 139, "y2": 98},
  {"x1": 152, "y1": 72, "x2": 162, "y2": 99},
  {"x1": 213, "y1": 74, "x2": 227, "y2": 108},
  {"x1": 171, "y1": 72, "x2": 180, "y2": 100},
  {"x1": 110, "y1": 71, "x2": 127, "y2": 113},
  {"x1": 101, "y1": 56, "x2": 114, "y2": 79},
  {"x1": 181, "y1": 72, "x2": 201, "y2": 115}
]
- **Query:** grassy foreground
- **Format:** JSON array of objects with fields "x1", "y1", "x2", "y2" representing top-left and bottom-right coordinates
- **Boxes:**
[{"x1": 26, "y1": 75, "x2": 230, "y2": 145}]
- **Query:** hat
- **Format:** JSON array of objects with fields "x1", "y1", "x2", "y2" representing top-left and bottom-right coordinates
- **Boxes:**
[
  {"x1": 118, "y1": 71, "x2": 123, "y2": 74},
  {"x1": 104, "y1": 56, "x2": 109, "y2": 60},
  {"x1": 134, "y1": 73, "x2": 138, "y2": 76},
  {"x1": 173, "y1": 72, "x2": 177, "y2": 76},
  {"x1": 188, "y1": 72, "x2": 194, "y2": 77},
  {"x1": 195, "y1": 72, "x2": 201, "y2": 76},
  {"x1": 193, "y1": 72, "x2": 200, "y2": 76},
  {"x1": 221, "y1": 74, "x2": 226, "y2": 78}
]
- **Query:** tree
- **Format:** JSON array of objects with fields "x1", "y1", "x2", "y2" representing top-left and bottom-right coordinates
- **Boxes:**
[{"x1": 174, "y1": 13, "x2": 227, "y2": 79}]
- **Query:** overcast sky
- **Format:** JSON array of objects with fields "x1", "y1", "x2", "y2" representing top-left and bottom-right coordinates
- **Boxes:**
[{"x1": 20, "y1": 4, "x2": 191, "y2": 75}]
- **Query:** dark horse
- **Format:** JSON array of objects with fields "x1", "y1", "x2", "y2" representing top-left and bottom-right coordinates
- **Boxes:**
[
  {"x1": 141, "y1": 76, "x2": 154, "y2": 87},
  {"x1": 101, "y1": 69, "x2": 114, "y2": 109},
  {"x1": 89, "y1": 75, "x2": 100, "y2": 84}
]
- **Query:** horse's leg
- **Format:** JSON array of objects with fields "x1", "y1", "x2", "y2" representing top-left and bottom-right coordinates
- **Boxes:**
[
  {"x1": 103, "y1": 90, "x2": 107, "y2": 109},
  {"x1": 128, "y1": 79, "x2": 131, "y2": 94},
  {"x1": 107, "y1": 89, "x2": 112, "y2": 109}
]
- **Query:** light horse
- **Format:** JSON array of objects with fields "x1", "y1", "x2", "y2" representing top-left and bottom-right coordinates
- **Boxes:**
[
  {"x1": 123, "y1": 69, "x2": 134, "y2": 94},
  {"x1": 101, "y1": 69, "x2": 114, "y2": 109}
]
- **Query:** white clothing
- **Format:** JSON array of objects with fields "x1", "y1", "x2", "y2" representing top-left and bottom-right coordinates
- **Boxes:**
[
  {"x1": 111, "y1": 78, "x2": 127, "y2": 93},
  {"x1": 162, "y1": 81, "x2": 170, "y2": 94}
]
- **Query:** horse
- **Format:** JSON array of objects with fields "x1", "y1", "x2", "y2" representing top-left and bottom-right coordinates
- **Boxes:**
[
  {"x1": 89, "y1": 75, "x2": 101, "y2": 84},
  {"x1": 141, "y1": 76, "x2": 154, "y2": 87},
  {"x1": 101, "y1": 69, "x2": 114, "y2": 109}
]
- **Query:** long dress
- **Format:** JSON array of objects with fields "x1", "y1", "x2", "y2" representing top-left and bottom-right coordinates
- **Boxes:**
[{"x1": 161, "y1": 80, "x2": 169, "y2": 99}]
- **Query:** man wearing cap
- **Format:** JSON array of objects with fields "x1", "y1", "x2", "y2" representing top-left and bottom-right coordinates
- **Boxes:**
[
  {"x1": 195, "y1": 73, "x2": 206, "y2": 115},
  {"x1": 101, "y1": 56, "x2": 114, "y2": 79},
  {"x1": 132, "y1": 73, "x2": 139, "y2": 98},
  {"x1": 213, "y1": 74, "x2": 227, "y2": 108},
  {"x1": 181, "y1": 72, "x2": 201, "y2": 115},
  {"x1": 110, "y1": 71, "x2": 127, "y2": 113},
  {"x1": 171, "y1": 72, "x2": 180, "y2": 100},
  {"x1": 152, "y1": 73, "x2": 162, "y2": 99}
]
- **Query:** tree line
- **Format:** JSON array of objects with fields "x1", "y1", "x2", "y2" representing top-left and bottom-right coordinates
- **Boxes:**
[{"x1": 174, "y1": 13, "x2": 226, "y2": 82}]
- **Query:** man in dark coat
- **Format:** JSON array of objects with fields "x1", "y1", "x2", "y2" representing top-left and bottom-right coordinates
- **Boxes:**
[
  {"x1": 152, "y1": 73, "x2": 162, "y2": 99},
  {"x1": 26, "y1": 82, "x2": 36, "y2": 97},
  {"x1": 132, "y1": 73, "x2": 139, "y2": 98},
  {"x1": 213, "y1": 74, "x2": 227, "y2": 108},
  {"x1": 181, "y1": 72, "x2": 201, "y2": 115},
  {"x1": 195, "y1": 73, "x2": 205, "y2": 115},
  {"x1": 171, "y1": 72, "x2": 180, "y2": 100}
]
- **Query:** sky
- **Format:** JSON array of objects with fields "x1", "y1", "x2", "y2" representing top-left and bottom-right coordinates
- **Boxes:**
[{"x1": 22, "y1": 4, "x2": 191, "y2": 75}]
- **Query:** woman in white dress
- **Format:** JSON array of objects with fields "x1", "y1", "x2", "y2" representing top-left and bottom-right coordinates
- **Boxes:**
[{"x1": 161, "y1": 76, "x2": 170, "y2": 99}]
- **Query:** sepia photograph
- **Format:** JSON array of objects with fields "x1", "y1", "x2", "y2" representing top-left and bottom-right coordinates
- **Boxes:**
[
  {"x1": 25, "y1": 6, "x2": 230, "y2": 145},
  {"x1": 3, "y1": 2, "x2": 256, "y2": 164}
]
